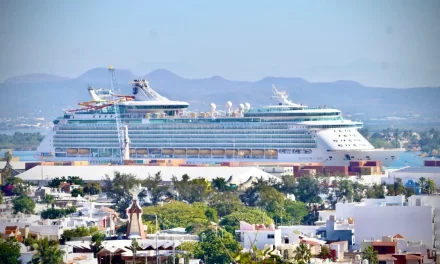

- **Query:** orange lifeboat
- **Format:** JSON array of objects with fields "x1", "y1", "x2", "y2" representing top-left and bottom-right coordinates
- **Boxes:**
[
  {"x1": 162, "y1": 149, "x2": 173, "y2": 155},
  {"x1": 78, "y1": 148, "x2": 90, "y2": 155},
  {"x1": 66, "y1": 148, "x2": 78, "y2": 154},
  {"x1": 187, "y1": 149, "x2": 199, "y2": 155},
  {"x1": 225, "y1": 149, "x2": 237, "y2": 155},
  {"x1": 174, "y1": 149, "x2": 186, "y2": 155},
  {"x1": 264, "y1": 149, "x2": 278, "y2": 156},
  {"x1": 212, "y1": 149, "x2": 225, "y2": 155},
  {"x1": 136, "y1": 149, "x2": 148, "y2": 155},
  {"x1": 252, "y1": 149, "x2": 264, "y2": 156},
  {"x1": 199, "y1": 149, "x2": 211, "y2": 155},
  {"x1": 238, "y1": 149, "x2": 251, "y2": 156},
  {"x1": 129, "y1": 149, "x2": 137, "y2": 154}
]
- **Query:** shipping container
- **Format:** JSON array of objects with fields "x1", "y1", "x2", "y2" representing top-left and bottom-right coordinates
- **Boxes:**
[
  {"x1": 435, "y1": 160, "x2": 440, "y2": 167},
  {"x1": 424, "y1": 160, "x2": 436, "y2": 167}
]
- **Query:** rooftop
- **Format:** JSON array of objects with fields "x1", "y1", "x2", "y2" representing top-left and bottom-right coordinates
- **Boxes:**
[{"x1": 17, "y1": 165, "x2": 278, "y2": 184}]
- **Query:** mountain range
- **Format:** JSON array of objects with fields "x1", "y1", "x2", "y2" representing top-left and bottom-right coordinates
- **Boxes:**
[{"x1": 1, "y1": 68, "x2": 439, "y2": 120}]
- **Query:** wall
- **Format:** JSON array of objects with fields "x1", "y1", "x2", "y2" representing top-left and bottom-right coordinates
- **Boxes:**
[
  {"x1": 239, "y1": 229, "x2": 282, "y2": 249},
  {"x1": 408, "y1": 195, "x2": 440, "y2": 250},
  {"x1": 353, "y1": 205, "x2": 433, "y2": 250},
  {"x1": 335, "y1": 203, "x2": 357, "y2": 219}
]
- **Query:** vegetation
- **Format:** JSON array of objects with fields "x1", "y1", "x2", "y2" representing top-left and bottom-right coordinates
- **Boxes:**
[
  {"x1": 47, "y1": 176, "x2": 84, "y2": 187},
  {"x1": 0, "y1": 237, "x2": 21, "y2": 264},
  {"x1": 360, "y1": 127, "x2": 440, "y2": 154},
  {"x1": 71, "y1": 188, "x2": 84, "y2": 197},
  {"x1": 317, "y1": 245, "x2": 337, "y2": 262},
  {"x1": 194, "y1": 228, "x2": 242, "y2": 264},
  {"x1": 293, "y1": 242, "x2": 312, "y2": 264},
  {"x1": 41, "y1": 207, "x2": 77, "y2": 219},
  {"x1": 83, "y1": 181, "x2": 102, "y2": 195},
  {"x1": 31, "y1": 238, "x2": 65, "y2": 264},
  {"x1": 61, "y1": 226, "x2": 99, "y2": 243},
  {"x1": 12, "y1": 195, "x2": 35, "y2": 214},
  {"x1": 0, "y1": 132, "x2": 44, "y2": 150},
  {"x1": 361, "y1": 246, "x2": 379, "y2": 264}
]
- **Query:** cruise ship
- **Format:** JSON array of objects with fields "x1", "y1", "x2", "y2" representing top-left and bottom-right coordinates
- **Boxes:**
[{"x1": 36, "y1": 78, "x2": 404, "y2": 166}]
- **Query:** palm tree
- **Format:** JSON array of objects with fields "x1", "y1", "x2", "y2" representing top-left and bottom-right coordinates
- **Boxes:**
[
  {"x1": 130, "y1": 238, "x2": 139, "y2": 264},
  {"x1": 43, "y1": 194, "x2": 55, "y2": 209},
  {"x1": 426, "y1": 179, "x2": 437, "y2": 195},
  {"x1": 293, "y1": 243, "x2": 311, "y2": 264},
  {"x1": 31, "y1": 238, "x2": 65, "y2": 264},
  {"x1": 212, "y1": 177, "x2": 228, "y2": 192},
  {"x1": 419, "y1": 177, "x2": 427, "y2": 193},
  {"x1": 361, "y1": 246, "x2": 378, "y2": 264}
]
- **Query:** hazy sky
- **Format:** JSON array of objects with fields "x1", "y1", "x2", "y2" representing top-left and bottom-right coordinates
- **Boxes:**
[{"x1": 0, "y1": 0, "x2": 439, "y2": 87}]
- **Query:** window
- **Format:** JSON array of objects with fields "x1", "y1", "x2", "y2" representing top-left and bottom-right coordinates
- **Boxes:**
[
  {"x1": 267, "y1": 234, "x2": 275, "y2": 239},
  {"x1": 379, "y1": 261, "x2": 386, "y2": 264}
]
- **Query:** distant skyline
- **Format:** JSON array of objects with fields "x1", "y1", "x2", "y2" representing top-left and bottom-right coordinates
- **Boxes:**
[{"x1": 0, "y1": 0, "x2": 439, "y2": 88}]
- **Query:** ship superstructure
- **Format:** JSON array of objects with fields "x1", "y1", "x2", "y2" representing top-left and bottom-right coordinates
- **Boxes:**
[{"x1": 37, "y1": 80, "x2": 403, "y2": 166}]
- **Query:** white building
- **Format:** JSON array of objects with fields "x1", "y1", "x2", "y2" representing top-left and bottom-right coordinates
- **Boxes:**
[
  {"x1": 235, "y1": 221, "x2": 282, "y2": 250},
  {"x1": 408, "y1": 195, "x2": 440, "y2": 251},
  {"x1": 387, "y1": 167, "x2": 440, "y2": 186},
  {"x1": 334, "y1": 195, "x2": 434, "y2": 250}
]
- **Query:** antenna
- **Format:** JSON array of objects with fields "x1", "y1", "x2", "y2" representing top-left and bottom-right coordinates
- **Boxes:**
[{"x1": 109, "y1": 66, "x2": 125, "y2": 165}]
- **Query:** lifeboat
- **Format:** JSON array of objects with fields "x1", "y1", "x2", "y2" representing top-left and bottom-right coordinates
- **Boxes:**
[
  {"x1": 187, "y1": 149, "x2": 199, "y2": 155},
  {"x1": 66, "y1": 148, "x2": 78, "y2": 154},
  {"x1": 162, "y1": 148, "x2": 173, "y2": 155},
  {"x1": 150, "y1": 148, "x2": 161, "y2": 154},
  {"x1": 225, "y1": 149, "x2": 237, "y2": 155},
  {"x1": 265, "y1": 149, "x2": 278, "y2": 156},
  {"x1": 136, "y1": 149, "x2": 148, "y2": 155},
  {"x1": 199, "y1": 149, "x2": 211, "y2": 155},
  {"x1": 129, "y1": 149, "x2": 137, "y2": 154},
  {"x1": 252, "y1": 149, "x2": 264, "y2": 156},
  {"x1": 212, "y1": 149, "x2": 225, "y2": 155},
  {"x1": 78, "y1": 148, "x2": 90, "y2": 155},
  {"x1": 238, "y1": 149, "x2": 251, "y2": 156},
  {"x1": 174, "y1": 149, "x2": 186, "y2": 155}
]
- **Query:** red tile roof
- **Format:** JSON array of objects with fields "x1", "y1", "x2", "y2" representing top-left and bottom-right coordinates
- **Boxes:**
[
  {"x1": 393, "y1": 234, "x2": 404, "y2": 239},
  {"x1": 5, "y1": 226, "x2": 18, "y2": 230}
]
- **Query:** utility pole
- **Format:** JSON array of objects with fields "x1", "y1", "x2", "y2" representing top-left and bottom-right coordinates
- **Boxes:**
[
  {"x1": 172, "y1": 237, "x2": 175, "y2": 264},
  {"x1": 156, "y1": 214, "x2": 159, "y2": 264}
]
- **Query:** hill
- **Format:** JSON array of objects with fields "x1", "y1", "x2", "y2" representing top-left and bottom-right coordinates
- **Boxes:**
[{"x1": 1, "y1": 68, "x2": 439, "y2": 119}]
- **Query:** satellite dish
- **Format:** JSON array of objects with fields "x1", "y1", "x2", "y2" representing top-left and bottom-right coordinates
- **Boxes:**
[
  {"x1": 210, "y1": 103, "x2": 216, "y2": 111},
  {"x1": 226, "y1": 101, "x2": 232, "y2": 108},
  {"x1": 239, "y1": 103, "x2": 245, "y2": 110},
  {"x1": 245, "y1": 103, "x2": 251, "y2": 110}
]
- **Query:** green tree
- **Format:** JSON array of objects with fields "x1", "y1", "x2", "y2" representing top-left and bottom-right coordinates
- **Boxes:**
[
  {"x1": 0, "y1": 190, "x2": 3, "y2": 204},
  {"x1": 361, "y1": 246, "x2": 379, "y2": 264},
  {"x1": 83, "y1": 182, "x2": 102, "y2": 195},
  {"x1": 293, "y1": 243, "x2": 311, "y2": 264},
  {"x1": 31, "y1": 238, "x2": 65, "y2": 264},
  {"x1": 283, "y1": 200, "x2": 308, "y2": 225},
  {"x1": 71, "y1": 188, "x2": 84, "y2": 197},
  {"x1": 294, "y1": 176, "x2": 322, "y2": 204},
  {"x1": 208, "y1": 191, "x2": 243, "y2": 217},
  {"x1": 220, "y1": 207, "x2": 273, "y2": 233},
  {"x1": 211, "y1": 177, "x2": 228, "y2": 192},
  {"x1": 143, "y1": 201, "x2": 209, "y2": 232},
  {"x1": 103, "y1": 171, "x2": 140, "y2": 218},
  {"x1": 195, "y1": 228, "x2": 242, "y2": 264},
  {"x1": 426, "y1": 179, "x2": 437, "y2": 194},
  {"x1": 140, "y1": 172, "x2": 169, "y2": 205},
  {"x1": 0, "y1": 237, "x2": 21, "y2": 264},
  {"x1": 12, "y1": 195, "x2": 35, "y2": 214},
  {"x1": 205, "y1": 207, "x2": 218, "y2": 222},
  {"x1": 43, "y1": 194, "x2": 55, "y2": 209},
  {"x1": 130, "y1": 238, "x2": 139, "y2": 264},
  {"x1": 91, "y1": 232, "x2": 106, "y2": 253}
]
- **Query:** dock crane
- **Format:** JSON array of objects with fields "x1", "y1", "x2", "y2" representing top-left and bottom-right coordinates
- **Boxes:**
[{"x1": 109, "y1": 66, "x2": 130, "y2": 164}]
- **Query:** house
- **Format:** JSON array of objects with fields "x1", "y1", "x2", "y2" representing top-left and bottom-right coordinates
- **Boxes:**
[
  {"x1": 235, "y1": 221, "x2": 281, "y2": 250},
  {"x1": 334, "y1": 195, "x2": 434, "y2": 250},
  {"x1": 4, "y1": 225, "x2": 23, "y2": 242}
]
